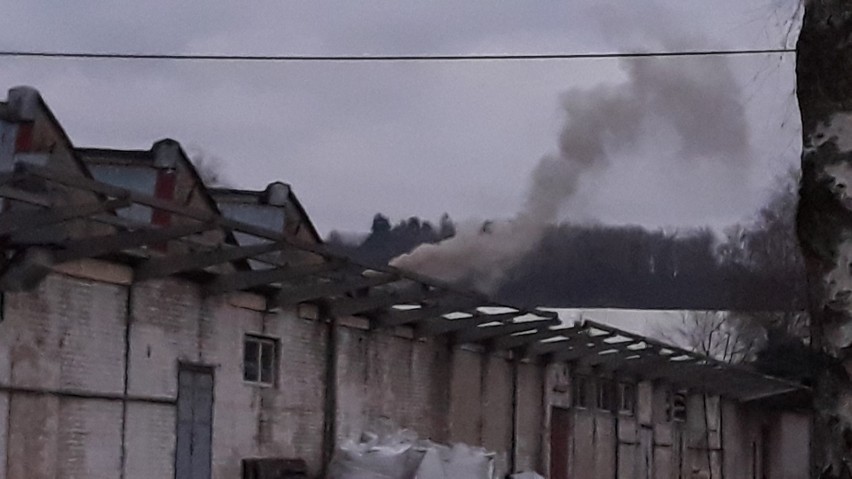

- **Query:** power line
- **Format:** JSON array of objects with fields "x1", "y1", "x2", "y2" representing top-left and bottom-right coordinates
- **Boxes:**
[{"x1": 0, "y1": 48, "x2": 795, "y2": 63}]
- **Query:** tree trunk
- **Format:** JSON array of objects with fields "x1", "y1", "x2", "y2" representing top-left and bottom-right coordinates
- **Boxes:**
[{"x1": 797, "y1": 2, "x2": 852, "y2": 478}]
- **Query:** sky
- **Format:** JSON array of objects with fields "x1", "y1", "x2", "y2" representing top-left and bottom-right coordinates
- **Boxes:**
[{"x1": 0, "y1": 0, "x2": 803, "y2": 236}]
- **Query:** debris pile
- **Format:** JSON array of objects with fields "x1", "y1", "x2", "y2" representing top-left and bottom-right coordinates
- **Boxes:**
[{"x1": 327, "y1": 426, "x2": 494, "y2": 479}]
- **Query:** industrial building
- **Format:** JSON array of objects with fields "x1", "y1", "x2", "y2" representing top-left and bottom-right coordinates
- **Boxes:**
[{"x1": 0, "y1": 87, "x2": 811, "y2": 478}]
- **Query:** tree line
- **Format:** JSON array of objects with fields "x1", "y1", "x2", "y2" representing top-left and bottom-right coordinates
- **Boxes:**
[{"x1": 327, "y1": 172, "x2": 805, "y2": 313}]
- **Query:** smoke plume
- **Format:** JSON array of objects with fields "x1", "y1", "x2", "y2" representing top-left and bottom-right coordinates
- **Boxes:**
[{"x1": 391, "y1": 54, "x2": 750, "y2": 293}]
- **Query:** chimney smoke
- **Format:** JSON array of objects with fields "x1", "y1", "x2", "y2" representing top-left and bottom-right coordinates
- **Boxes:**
[{"x1": 391, "y1": 53, "x2": 749, "y2": 293}]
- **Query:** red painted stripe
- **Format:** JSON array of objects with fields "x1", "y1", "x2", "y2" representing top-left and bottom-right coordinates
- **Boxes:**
[
  {"x1": 151, "y1": 169, "x2": 177, "y2": 226},
  {"x1": 14, "y1": 122, "x2": 33, "y2": 152}
]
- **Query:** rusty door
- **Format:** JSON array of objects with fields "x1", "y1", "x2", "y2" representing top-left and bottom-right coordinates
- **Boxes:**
[
  {"x1": 175, "y1": 365, "x2": 214, "y2": 479},
  {"x1": 550, "y1": 407, "x2": 571, "y2": 479}
]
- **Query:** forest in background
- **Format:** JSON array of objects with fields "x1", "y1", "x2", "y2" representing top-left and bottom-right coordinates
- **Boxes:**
[{"x1": 327, "y1": 171, "x2": 805, "y2": 313}]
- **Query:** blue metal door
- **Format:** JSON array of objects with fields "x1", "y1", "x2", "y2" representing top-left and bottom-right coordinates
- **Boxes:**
[{"x1": 176, "y1": 366, "x2": 214, "y2": 479}]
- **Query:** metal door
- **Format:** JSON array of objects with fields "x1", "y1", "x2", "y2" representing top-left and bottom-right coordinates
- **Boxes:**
[
  {"x1": 176, "y1": 365, "x2": 214, "y2": 479},
  {"x1": 550, "y1": 407, "x2": 571, "y2": 479}
]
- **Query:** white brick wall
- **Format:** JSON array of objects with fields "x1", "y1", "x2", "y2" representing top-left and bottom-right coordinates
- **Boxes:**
[
  {"x1": 336, "y1": 327, "x2": 370, "y2": 440},
  {"x1": 56, "y1": 399, "x2": 122, "y2": 479},
  {"x1": 128, "y1": 279, "x2": 203, "y2": 398},
  {"x1": 2, "y1": 268, "x2": 524, "y2": 478},
  {"x1": 448, "y1": 348, "x2": 484, "y2": 446},
  {"x1": 200, "y1": 298, "x2": 263, "y2": 479},
  {"x1": 515, "y1": 361, "x2": 543, "y2": 472},
  {"x1": 336, "y1": 325, "x2": 452, "y2": 442},
  {"x1": 2, "y1": 274, "x2": 126, "y2": 479},
  {"x1": 10, "y1": 266, "x2": 812, "y2": 479},
  {"x1": 482, "y1": 355, "x2": 513, "y2": 476},
  {"x1": 7, "y1": 395, "x2": 60, "y2": 479},
  {"x1": 261, "y1": 311, "x2": 327, "y2": 474},
  {"x1": 125, "y1": 403, "x2": 175, "y2": 479},
  {"x1": 2, "y1": 265, "x2": 810, "y2": 479},
  {"x1": 124, "y1": 278, "x2": 332, "y2": 478},
  {"x1": 2, "y1": 275, "x2": 125, "y2": 394}
]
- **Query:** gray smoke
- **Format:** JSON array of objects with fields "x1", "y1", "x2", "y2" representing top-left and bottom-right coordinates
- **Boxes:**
[{"x1": 391, "y1": 55, "x2": 749, "y2": 293}]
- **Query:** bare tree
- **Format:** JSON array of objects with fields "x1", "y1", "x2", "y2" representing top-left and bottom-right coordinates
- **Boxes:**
[
  {"x1": 656, "y1": 311, "x2": 766, "y2": 364},
  {"x1": 725, "y1": 170, "x2": 801, "y2": 274},
  {"x1": 797, "y1": 2, "x2": 852, "y2": 477},
  {"x1": 719, "y1": 168, "x2": 808, "y2": 315},
  {"x1": 666, "y1": 170, "x2": 808, "y2": 367}
]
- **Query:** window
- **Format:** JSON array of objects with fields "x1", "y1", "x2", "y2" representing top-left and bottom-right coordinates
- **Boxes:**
[
  {"x1": 666, "y1": 389, "x2": 687, "y2": 422},
  {"x1": 573, "y1": 375, "x2": 593, "y2": 409},
  {"x1": 597, "y1": 379, "x2": 615, "y2": 412},
  {"x1": 243, "y1": 335, "x2": 277, "y2": 386},
  {"x1": 617, "y1": 382, "x2": 636, "y2": 416}
]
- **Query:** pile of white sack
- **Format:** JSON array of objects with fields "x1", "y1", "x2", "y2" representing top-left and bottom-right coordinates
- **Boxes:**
[{"x1": 326, "y1": 426, "x2": 495, "y2": 479}]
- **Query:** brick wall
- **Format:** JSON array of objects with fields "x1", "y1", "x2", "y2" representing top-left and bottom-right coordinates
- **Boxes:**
[
  {"x1": 0, "y1": 270, "x2": 333, "y2": 478},
  {"x1": 128, "y1": 279, "x2": 203, "y2": 398},
  {"x1": 0, "y1": 274, "x2": 126, "y2": 479},
  {"x1": 7, "y1": 395, "x2": 60, "y2": 479},
  {"x1": 515, "y1": 361, "x2": 543, "y2": 472},
  {"x1": 336, "y1": 327, "x2": 516, "y2": 476},
  {"x1": 481, "y1": 355, "x2": 513, "y2": 475},
  {"x1": 248, "y1": 307, "x2": 327, "y2": 474},
  {"x1": 448, "y1": 347, "x2": 484, "y2": 445},
  {"x1": 128, "y1": 278, "x2": 329, "y2": 478},
  {"x1": 335, "y1": 326, "x2": 449, "y2": 443},
  {"x1": 3, "y1": 274, "x2": 126, "y2": 394},
  {"x1": 56, "y1": 399, "x2": 123, "y2": 479},
  {"x1": 5, "y1": 264, "x2": 809, "y2": 479},
  {"x1": 124, "y1": 403, "x2": 175, "y2": 479}
]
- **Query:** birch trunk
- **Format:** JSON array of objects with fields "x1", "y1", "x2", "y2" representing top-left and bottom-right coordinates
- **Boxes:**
[{"x1": 797, "y1": 2, "x2": 852, "y2": 478}]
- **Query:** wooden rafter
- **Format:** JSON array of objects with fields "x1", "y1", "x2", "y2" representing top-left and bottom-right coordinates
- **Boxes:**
[
  {"x1": 205, "y1": 261, "x2": 343, "y2": 294},
  {"x1": 490, "y1": 326, "x2": 571, "y2": 351},
  {"x1": 550, "y1": 334, "x2": 614, "y2": 362},
  {"x1": 375, "y1": 297, "x2": 484, "y2": 330},
  {"x1": 134, "y1": 240, "x2": 292, "y2": 280},
  {"x1": 53, "y1": 221, "x2": 217, "y2": 264},
  {"x1": 0, "y1": 197, "x2": 130, "y2": 236},
  {"x1": 271, "y1": 272, "x2": 400, "y2": 307},
  {"x1": 576, "y1": 340, "x2": 649, "y2": 368},
  {"x1": 453, "y1": 318, "x2": 558, "y2": 345},
  {"x1": 0, "y1": 165, "x2": 589, "y2": 344},
  {"x1": 415, "y1": 311, "x2": 523, "y2": 337},
  {"x1": 327, "y1": 286, "x2": 445, "y2": 318}
]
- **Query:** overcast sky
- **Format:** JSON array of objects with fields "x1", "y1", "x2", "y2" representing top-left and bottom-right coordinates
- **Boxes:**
[{"x1": 0, "y1": 0, "x2": 802, "y2": 236}]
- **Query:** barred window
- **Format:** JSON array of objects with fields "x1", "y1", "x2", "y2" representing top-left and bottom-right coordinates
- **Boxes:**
[
  {"x1": 617, "y1": 382, "x2": 636, "y2": 415},
  {"x1": 573, "y1": 375, "x2": 593, "y2": 409},
  {"x1": 597, "y1": 379, "x2": 616, "y2": 412},
  {"x1": 666, "y1": 389, "x2": 687, "y2": 422}
]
